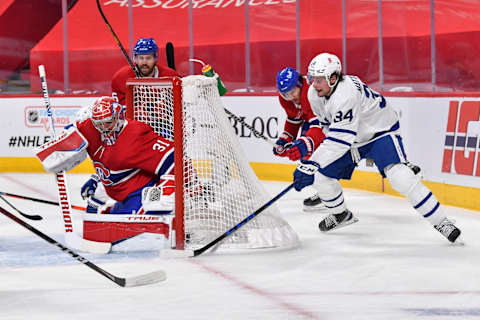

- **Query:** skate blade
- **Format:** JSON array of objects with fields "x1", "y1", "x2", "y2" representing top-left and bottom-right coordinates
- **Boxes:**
[
  {"x1": 451, "y1": 236, "x2": 465, "y2": 246},
  {"x1": 321, "y1": 217, "x2": 359, "y2": 232},
  {"x1": 303, "y1": 204, "x2": 328, "y2": 213}
]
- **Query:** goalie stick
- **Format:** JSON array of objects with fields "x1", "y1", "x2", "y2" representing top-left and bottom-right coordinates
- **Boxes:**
[
  {"x1": 0, "y1": 191, "x2": 86, "y2": 211},
  {"x1": 0, "y1": 200, "x2": 166, "y2": 287},
  {"x1": 38, "y1": 65, "x2": 110, "y2": 255}
]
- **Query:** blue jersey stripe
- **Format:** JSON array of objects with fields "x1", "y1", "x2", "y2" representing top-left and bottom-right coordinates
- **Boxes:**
[
  {"x1": 326, "y1": 136, "x2": 352, "y2": 147},
  {"x1": 329, "y1": 128, "x2": 357, "y2": 136}
]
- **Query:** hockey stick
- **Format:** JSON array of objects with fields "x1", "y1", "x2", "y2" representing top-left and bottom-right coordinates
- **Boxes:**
[
  {"x1": 0, "y1": 191, "x2": 86, "y2": 211},
  {"x1": 39, "y1": 65, "x2": 75, "y2": 238},
  {"x1": 38, "y1": 65, "x2": 110, "y2": 254},
  {"x1": 222, "y1": 107, "x2": 275, "y2": 146},
  {"x1": 191, "y1": 183, "x2": 294, "y2": 256},
  {"x1": 0, "y1": 194, "x2": 42, "y2": 221},
  {"x1": 96, "y1": 0, "x2": 140, "y2": 77},
  {"x1": 166, "y1": 42, "x2": 175, "y2": 70},
  {"x1": 0, "y1": 201, "x2": 166, "y2": 287},
  {"x1": 97, "y1": 7, "x2": 275, "y2": 148}
]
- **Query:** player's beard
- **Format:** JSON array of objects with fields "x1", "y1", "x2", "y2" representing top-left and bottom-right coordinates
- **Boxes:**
[{"x1": 139, "y1": 64, "x2": 155, "y2": 77}]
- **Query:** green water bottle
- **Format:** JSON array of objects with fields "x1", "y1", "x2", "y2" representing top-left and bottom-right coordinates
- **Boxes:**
[{"x1": 201, "y1": 64, "x2": 227, "y2": 96}]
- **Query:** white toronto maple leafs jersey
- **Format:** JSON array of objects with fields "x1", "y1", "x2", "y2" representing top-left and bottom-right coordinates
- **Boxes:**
[{"x1": 307, "y1": 75, "x2": 399, "y2": 168}]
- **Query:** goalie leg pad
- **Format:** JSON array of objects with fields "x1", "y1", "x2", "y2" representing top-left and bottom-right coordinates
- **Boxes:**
[{"x1": 35, "y1": 126, "x2": 88, "y2": 173}]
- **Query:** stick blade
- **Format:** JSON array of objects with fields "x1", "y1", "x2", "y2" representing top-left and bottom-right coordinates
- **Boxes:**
[
  {"x1": 65, "y1": 233, "x2": 111, "y2": 254},
  {"x1": 81, "y1": 239, "x2": 112, "y2": 254},
  {"x1": 123, "y1": 270, "x2": 167, "y2": 287}
]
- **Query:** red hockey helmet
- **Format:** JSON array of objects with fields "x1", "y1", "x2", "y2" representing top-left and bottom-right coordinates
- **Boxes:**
[{"x1": 91, "y1": 96, "x2": 124, "y2": 136}]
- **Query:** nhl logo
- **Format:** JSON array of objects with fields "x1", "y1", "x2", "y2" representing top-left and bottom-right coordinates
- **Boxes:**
[{"x1": 28, "y1": 110, "x2": 39, "y2": 123}]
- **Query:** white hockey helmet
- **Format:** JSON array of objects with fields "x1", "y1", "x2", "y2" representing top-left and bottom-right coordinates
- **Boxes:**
[{"x1": 307, "y1": 53, "x2": 342, "y2": 88}]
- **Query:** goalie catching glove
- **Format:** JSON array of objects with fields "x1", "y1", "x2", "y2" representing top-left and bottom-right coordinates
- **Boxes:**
[{"x1": 35, "y1": 126, "x2": 88, "y2": 173}]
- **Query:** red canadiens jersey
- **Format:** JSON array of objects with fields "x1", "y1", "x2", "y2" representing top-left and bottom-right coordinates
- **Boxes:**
[
  {"x1": 278, "y1": 77, "x2": 325, "y2": 148},
  {"x1": 111, "y1": 64, "x2": 179, "y2": 105},
  {"x1": 76, "y1": 119, "x2": 174, "y2": 202}
]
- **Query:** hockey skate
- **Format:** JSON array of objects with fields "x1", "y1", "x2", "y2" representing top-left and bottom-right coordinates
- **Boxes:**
[
  {"x1": 318, "y1": 210, "x2": 359, "y2": 232},
  {"x1": 303, "y1": 194, "x2": 326, "y2": 212},
  {"x1": 434, "y1": 218, "x2": 462, "y2": 244}
]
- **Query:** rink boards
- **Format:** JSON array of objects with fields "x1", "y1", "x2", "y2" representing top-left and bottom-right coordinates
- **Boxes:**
[{"x1": 0, "y1": 93, "x2": 479, "y2": 211}]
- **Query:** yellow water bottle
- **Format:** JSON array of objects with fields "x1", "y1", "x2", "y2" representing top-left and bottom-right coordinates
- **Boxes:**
[{"x1": 190, "y1": 59, "x2": 227, "y2": 96}]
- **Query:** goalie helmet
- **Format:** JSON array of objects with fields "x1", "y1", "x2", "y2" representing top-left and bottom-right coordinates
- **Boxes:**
[
  {"x1": 307, "y1": 53, "x2": 342, "y2": 88},
  {"x1": 133, "y1": 38, "x2": 158, "y2": 58},
  {"x1": 91, "y1": 96, "x2": 125, "y2": 139}
]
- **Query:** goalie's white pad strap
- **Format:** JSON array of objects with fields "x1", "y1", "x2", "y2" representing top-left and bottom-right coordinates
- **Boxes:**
[{"x1": 35, "y1": 126, "x2": 88, "y2": 173}]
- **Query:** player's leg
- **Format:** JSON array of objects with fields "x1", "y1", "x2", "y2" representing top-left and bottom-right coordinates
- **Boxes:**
[
  {"x1": 313, "y1": 153, "x2": 359, "y2": 232},
  {"x1": 303, "y1": 193, "x2": 326, "y2": 212},
  {"x1": 370, "y1": 134, "x2": 461, "y2": 243}
]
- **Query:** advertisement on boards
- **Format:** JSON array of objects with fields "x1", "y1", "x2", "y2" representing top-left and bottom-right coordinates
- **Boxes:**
[{"x1": 1, "y1": 94, "x2": 480, "y2": 190}]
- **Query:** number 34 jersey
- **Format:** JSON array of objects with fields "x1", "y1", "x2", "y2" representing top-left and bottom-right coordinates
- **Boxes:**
[
  {"x1": 75, "y1": 119, "x2": 174, "y2": 202},
  {"x1": 307, "y1": 75, "x2": 399, "y2": 168}
]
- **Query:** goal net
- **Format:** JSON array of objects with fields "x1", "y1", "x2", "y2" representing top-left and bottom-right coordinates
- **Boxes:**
[{"x1": 126, "y1": 75, "x2": 299, "y2": 251}]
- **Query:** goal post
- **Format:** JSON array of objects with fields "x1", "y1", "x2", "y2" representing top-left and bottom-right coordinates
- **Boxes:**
[{"x1": 126, "y1": 75, "x2": 299, "y2": 252}]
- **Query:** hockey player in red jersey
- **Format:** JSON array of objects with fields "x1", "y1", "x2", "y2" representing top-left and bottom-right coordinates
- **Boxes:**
[
  {"x1": 37, "y1": 95, "x2": 175, "y2": 216},
  {"x1": 111, "y1": 38, "x2": 179, "y2": 104},
  {"x1": 274, "y1": 67, "x2": 326, "y2": 212}
]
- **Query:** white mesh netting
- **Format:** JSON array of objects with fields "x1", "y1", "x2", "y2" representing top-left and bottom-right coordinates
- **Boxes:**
[{"x1": 130, "y1": 75, "x2": 299, "y2": 251}]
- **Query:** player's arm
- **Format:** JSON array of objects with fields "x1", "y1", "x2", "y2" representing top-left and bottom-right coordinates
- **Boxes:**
[
  {"x1": 111, "y1": 67, "x2": 129, "y2": 105},
  {"x1": 310, "y1": 95, "x2": 360, "y2": 168},
  {"x1": 273, "y1": 96, "x2": 303, "y2": 157},
  {"x1": 285, "y1": 96, "x2": 326, "y2": 161}
]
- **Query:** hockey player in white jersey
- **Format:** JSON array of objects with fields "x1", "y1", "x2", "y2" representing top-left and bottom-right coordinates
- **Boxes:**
[{"x1": 292, "y1": 52, "x2": 462, "y2": 243}]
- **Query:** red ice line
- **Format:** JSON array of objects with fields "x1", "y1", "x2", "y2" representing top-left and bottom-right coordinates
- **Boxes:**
[{"x1": 188, "y1": 259, "x2": 321, "y2": 320}]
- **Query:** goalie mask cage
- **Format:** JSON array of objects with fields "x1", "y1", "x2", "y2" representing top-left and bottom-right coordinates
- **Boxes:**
[{"x1": 126, "y1": 75, "x2": 299, "y2": 251}]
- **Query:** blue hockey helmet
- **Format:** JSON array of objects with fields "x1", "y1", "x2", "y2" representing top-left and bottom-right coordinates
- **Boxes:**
[
  {"x1": 133, "y1": 38, "x2": 158, "y2": 58},
  {"x1": 276, "y1": 67, "x2": 301, "y2": 94}
]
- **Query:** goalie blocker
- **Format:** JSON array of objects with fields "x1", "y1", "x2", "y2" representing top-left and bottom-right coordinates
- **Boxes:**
[{"x1": 35, "y1": 126, "x2": 88, "y2": 173}]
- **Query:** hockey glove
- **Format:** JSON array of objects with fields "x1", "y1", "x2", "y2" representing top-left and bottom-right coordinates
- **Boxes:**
[
  {"x1": 273, "y1": 132, "x2": 293, "y2": 157},
  {"x1": 81, "y1": 174, "x2": 100, "y2": 200},
  {"x1": 293, "y1": 160, "x2": 320, "y2": 191},
  {"x1": 287, "y1": 136, "x2": 314, "y2": 161}
]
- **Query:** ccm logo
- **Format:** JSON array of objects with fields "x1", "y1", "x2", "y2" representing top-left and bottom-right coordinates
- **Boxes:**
[{"x1": 442, "y1": 100, "x2": 480, "y2": 176}]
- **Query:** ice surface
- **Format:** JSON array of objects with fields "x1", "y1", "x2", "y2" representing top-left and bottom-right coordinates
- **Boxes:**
[{"x1": 1, "y1": 173, "x2": 479, "y2": 320}]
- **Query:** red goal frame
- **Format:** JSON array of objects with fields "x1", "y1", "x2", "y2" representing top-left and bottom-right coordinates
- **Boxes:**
[{"x1": 125, "y1": 77, "x2": 185, "y2": 249}]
